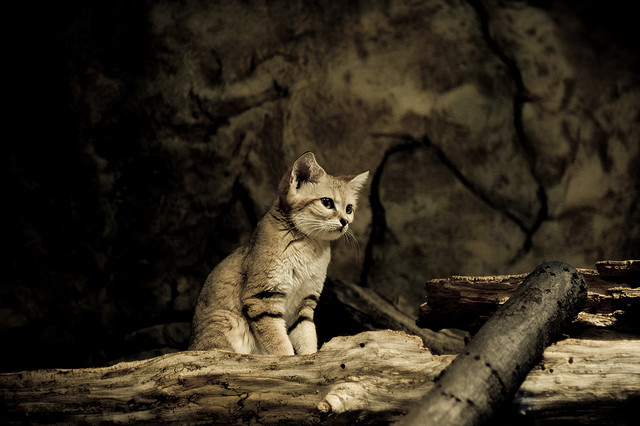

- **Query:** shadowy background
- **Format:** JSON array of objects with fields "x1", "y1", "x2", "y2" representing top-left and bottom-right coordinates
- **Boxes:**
[{"x1": 5, "y1": 0, "x2": 639, "y2": 372}]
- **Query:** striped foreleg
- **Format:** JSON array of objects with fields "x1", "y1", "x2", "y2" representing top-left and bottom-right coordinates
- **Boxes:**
[
  {"x1": 242, "y1": 290, "x2": 294, "y2": 355},
  {"x1": 288, "y1": 294, "x2": 319, "y2": 355}
]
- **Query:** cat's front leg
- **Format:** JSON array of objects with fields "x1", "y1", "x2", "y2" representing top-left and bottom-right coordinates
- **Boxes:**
[
  {"x1": 288, "y1": 294, "x2": 319, "y2": 355},
  {"x1": 288, "y1": 319, "x2": 318, "y2": 355},
  {"x1": 250, "y1": 316, "x2": 295, "y2": 355},
  {"x1": 242, "y1": 290, "x2": 295, "y2": 355}
]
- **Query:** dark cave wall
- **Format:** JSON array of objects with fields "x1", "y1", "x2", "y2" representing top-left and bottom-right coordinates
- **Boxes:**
[{"x1": 5, "y1": 0, "x2": 639, "y2": 371}]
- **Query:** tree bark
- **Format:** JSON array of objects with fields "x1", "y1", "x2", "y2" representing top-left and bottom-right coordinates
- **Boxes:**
[
  {"x1": 418, "y1": 263, "x2": 639, "y2": 333},
  {"x1": 400, "y1": 261, "x2": 588, "y2": 426}
]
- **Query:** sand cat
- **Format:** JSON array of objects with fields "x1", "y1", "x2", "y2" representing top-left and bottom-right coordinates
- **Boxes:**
[{"x1": 189, "y1": 152, "x2": 369, "y2": 355}]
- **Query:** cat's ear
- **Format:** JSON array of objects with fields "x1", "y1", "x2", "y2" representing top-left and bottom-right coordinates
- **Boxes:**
[
  {"x1": 290, "y1": 152, "x2": 326, "y2": 190},
  {"x1": 348, "y1": 171, "x2": 369, "y2": 194},
  {"x1": 278, "y1": 152, "x2": 326, "y2": 210}
]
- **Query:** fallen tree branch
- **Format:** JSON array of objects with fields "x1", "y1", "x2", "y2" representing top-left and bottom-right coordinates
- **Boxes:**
[
  {"x1": 400, "y1": 261, "x2": 588, "y2": 426},
  {"x1": 320, "y1": 279, "x2": 468, "y2": 354}
]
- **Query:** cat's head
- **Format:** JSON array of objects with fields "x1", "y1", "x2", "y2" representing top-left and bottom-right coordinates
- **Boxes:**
[{"x1": 278, "y1": 152, "x2": 369, "y2": 241}]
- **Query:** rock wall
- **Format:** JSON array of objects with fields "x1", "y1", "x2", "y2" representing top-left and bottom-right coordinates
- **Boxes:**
[{"x1": 5, "y1": 0, "x2": 639, "y2": 371}]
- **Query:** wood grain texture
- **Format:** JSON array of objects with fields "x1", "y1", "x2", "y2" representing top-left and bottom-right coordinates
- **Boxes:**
[
  {"x1": 511, "y1": 329, "x2": 639, "y2": 425},
  {"x1": 0, "y1": 331, "x2": 451, "y2": 425}
]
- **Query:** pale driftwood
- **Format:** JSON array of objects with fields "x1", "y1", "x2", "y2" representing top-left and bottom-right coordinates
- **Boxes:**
[
  {"x1": 511, "y1": 329, "x2": 640, "y2": 425},
  {"x1": 323, "y1": 279, "x2": 468, "y2": 355},
  {"x1": 400, "y1": 262, "x2": 588, "y2": 426},
  {"x1": 0, "y1": 331, "x2": 451, "y2": 425},
  {"x1": 1, "y1": 329, "x2": 638, "y2": 424},
  {"x1": 418, "y1": 262, "x2": 639, "y2": 333}
]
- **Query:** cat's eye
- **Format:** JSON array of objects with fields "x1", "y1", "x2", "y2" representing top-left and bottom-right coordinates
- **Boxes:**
[
  {"x1": 346, "y1": 204, "x2": 353, "y2": 214},
  {"x1": 321, "y1": 198, "x2": 335, "y2": 209}
]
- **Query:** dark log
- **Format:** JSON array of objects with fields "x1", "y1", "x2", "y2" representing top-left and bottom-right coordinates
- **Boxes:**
[
  {"x1": 418, "y1": 261, "x2": 639, "y2": 334},
  {"x1": 399, "y1": 261, "x2": 588, "y2": 426},
  {"x1": 595, "y1": 259, "x2": 640, "y2": 281}
]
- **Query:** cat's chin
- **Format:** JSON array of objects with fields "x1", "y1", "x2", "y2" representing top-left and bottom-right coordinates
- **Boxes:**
[
  {"x1": 308, "y1": 228, "x2": 345, "y2": 241},
  {"x1": 329, "y1": 228, "x2": 348, "y2": 241},
  {"x1": 328, "y1": 233, "x2": 345, "y2": 241}
]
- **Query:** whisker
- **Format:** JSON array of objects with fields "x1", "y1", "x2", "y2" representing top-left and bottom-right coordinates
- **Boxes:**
[{"x1": 337, "y1": 228, "x2": 361, "y2": 261}]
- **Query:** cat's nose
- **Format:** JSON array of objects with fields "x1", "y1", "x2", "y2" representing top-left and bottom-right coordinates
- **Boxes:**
[{"x1": 339, "y1": 218, "x2": 348, "y2": 228}]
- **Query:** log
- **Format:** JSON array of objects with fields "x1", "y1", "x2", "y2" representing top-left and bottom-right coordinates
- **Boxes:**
[
  {"x1": 508, "y1": 329, "x2": 639, "y2": 425},
  {"x1": 418, "y1": 260, "x2": 639, "y2": 333},
  {"x1": 400, "y1": 261, "x2": 588, "y2": 426},
  {"x1": 2, "y1": 329, "x2": 637, "y2": 424},
  {"x1": 595, "y1": 259, "x2": 640, "y2": 281},
  {"x1": 319, "y1": 279, "x2": 468, "y2": 355},
  {"x1": 2, "y1": 262, "x2": 636, "y2": 424},
  {"x1": 0, "y1": 330, "x2": 450, "y2": 425}
]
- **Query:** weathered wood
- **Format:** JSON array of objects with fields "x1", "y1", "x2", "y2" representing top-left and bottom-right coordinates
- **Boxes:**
[
  {"x1": 321, "y1": 278, "x2": 468, "y2": 355},
  {"x1": 1, "y1": 329, "x2": 638, "y2": 424},
  {"x1": 596, "y1": 259, "x2": 640, "y2": 280},
  {"x1": 400, "y1": 262, "x2": 588, "y2": 426},
  {"x1": 418, "y1": 261, "x2": 639, "y2": 333},
  {"x1": 0, "y1": 330, "x2": 449, "y2": 425},
  {"x1": 507, "y1": 329, "x2": 639, "y2": 425}
]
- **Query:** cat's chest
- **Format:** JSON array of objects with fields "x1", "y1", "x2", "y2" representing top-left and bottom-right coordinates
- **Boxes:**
[
  {"x1": 282, "y1": 241, "x2": 330, "y2": 288},
  {"x1": 279, "y1": 242, "x2": 329, "y2": 322}
]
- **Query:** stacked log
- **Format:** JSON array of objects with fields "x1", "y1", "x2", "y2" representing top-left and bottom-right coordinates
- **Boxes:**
[{"x1": 1, "y1": 261, "x2": 637, "y2": 424}]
